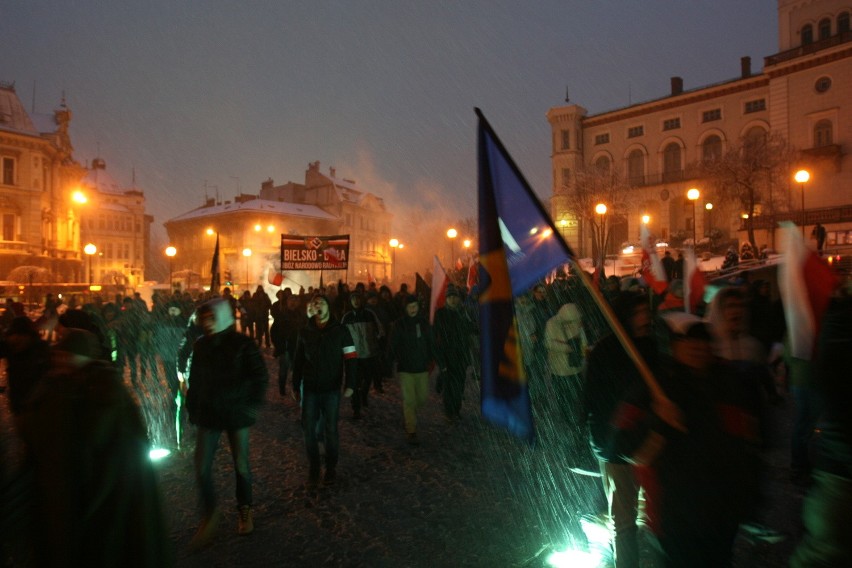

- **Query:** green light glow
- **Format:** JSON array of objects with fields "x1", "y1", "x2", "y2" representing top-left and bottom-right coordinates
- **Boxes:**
[
  {"x1": 149, "y1": 447, "x2": 171, "y2": 461},
  {"x1": 546, "y1": 549, "x2": 601, "y2": 568}
]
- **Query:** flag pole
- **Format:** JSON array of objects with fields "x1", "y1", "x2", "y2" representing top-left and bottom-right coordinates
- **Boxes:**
[{"x1": 475, "y1": 107, "x2": 682, "y2": 430}]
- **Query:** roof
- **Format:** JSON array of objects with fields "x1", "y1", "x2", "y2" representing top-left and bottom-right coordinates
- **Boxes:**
[
  {"x1": 81, "y1": 164, "x2": 128, "y2": 195},
  {"x1": 166, "y1": 198, "x2": 338, "y2": 224},
  {"x1": 0, "y1": 84, "x2": 38, "y2": 135}
]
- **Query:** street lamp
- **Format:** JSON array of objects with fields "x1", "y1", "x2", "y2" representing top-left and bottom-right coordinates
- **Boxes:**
[
  {"x1": 446, "y1": 228, "x2": 458, "y2": 267},
  {"x1": 83, "y1": 243, "x2": 97, "y2": 287},
  {"x1": 704, "y1": 203, "x2": 713, "y2": 247},
  {"x1": 794, "y1": 169, "x2": 810, "y2": 237},
  {"x1": 595, "y1": 203, "x2": 607, "y2": 276},
  {"x1": 165, "y1": 246, "x2": 177, "y2": 290},
  {"x1": 389, "y1": 238, "x2": 401, "y2": 281},
  {"x1": 687, "y1": 188, "x2": 700, "y2": 248},
  {"x1": 242, "y1": 248, "x2": 252, "y2": 290}
]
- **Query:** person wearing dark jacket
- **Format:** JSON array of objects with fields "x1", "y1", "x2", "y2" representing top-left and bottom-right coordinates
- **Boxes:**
[
  {"x1": 186, "y1": 298, "x2": 269, "y2": 546},
  {"x1": 583, "y1": 292, "x2": 658, "y2": 568},
  {"x1": 389, "y1": 295, "x2": 436, "y2": 445},
  {"x1": 292, "y1": 294, "x2": 356, "y2": 488},
  {"x1": 270, "y1": 291, "x2": 306, "y2": 397},
  {"x1": 340, "y1": 291, "x2": 384, "y2": 418},
  {"x1": 432, "y1": 286, "x2": 475, "y2": 422},
  {"x1": 1, "y1": 316, "x2": 51, "y2": 418}
]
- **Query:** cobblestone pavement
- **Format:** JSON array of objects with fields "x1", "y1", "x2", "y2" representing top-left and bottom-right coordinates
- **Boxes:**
[{"x1": 2, "y1": 348, "x2": 803, "y2": 567}]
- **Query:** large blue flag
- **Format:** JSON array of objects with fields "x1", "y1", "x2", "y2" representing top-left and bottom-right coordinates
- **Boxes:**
[{"x1": 477, "y1": 109, "x2": 576, "y2": 442}]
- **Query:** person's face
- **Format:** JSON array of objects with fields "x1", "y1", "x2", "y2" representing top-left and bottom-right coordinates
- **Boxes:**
[
  {"x1": 351, "y1": 295, "x2": 363, "y2": 309},
  {"x1": 309, "y1": 297, "x2": 330, "y2": 321},
  {"x1": 406, "y1": 301, "x2": 419, "y2": 317},
  {"x1": 672, "y1": 337, "x2": 713, "y2": 370},
  {"x1": 446, "y1": 295, "x2": 461, "y2": 308},
  {"x1": 198, "y1": 310, "x2": 217, "y2": 335},
  {"x1": 628, "y1": 304, "x2": 651, "y2": 338},
  {"x1": 533, "y1": 287, "x2": 545, "y2": 301},
  {"x1": 286, "y1": 296, "x2": 299, "y2": 310}
]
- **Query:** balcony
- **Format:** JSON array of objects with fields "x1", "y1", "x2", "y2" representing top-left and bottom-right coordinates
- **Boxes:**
[{"x1": 765, "y1": 30, "x2": 852, "y2": 66}]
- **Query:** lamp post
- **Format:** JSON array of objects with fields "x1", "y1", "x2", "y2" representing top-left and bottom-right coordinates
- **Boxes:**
[
  {"x1": 165, "y1": 246, "x2": 176, "y2": 290},
  {"x1": 687, "y1": 188, "x2": 700, "y2": 248},
  {"x1": 83, "y1": 243, "x2": 97, "y2": 287},
  {"x1": 446, "y1": 228, "x2": 458, "y2": 268},
  {"x1": 389, "y1": 238, "x2": 401, "y2": 281},
  {"x1": 242, "y1": 247, "x2": 252, "y2": 290},
  {"x1": 704, "y1": 203, "x2": 713, "y2": 247},
  {"x1": 794, "y1": 169, "x2": 810, "y2": 238},
  {"x1": 595, "y1": 203, "x2": 607, "y2": 276}
]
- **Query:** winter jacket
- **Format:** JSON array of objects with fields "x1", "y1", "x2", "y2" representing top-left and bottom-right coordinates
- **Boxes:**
[
  {"x1": 340, "y1": 307, "x2": 383, "y2": 359},
  {"x1": 292, "y1": 318, "x2": 358, "y2": 394},
  {"x1": 389, "y1": 314, "x2": 435, "y2": 374},
  {"x1": 186, "y1": 328, "x2": 268, "y2": 431}
]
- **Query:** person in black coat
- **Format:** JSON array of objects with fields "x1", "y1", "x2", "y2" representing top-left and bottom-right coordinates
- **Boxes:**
[
  {"x1": 389, "y1": 295, "x2": 436, "y2": 445},
  {"x1": 292, "y1": 294, "x2": 356, "y2": 488},
  {"x1": 186, "y1": 298, "x2": 269, "y2": 546}
]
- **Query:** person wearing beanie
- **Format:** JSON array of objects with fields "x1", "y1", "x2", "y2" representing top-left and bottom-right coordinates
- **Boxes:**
[
  {"x1": 340, "y1": 290, "x2": 384, "y2": 418},
  {"x1": 186, "y1": 298, "x2": 269, "y2": 545},
  {"x1": 389, "y1": 295, "x2": 436, "y2": 445}
]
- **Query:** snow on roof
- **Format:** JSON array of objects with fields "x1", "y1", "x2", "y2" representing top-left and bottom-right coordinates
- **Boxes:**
[
  {"x1": 166, "y1": 198, "x2": 338, "y2": 224},
  {"x1": 99, "y1": 202, "x2": 131, "y2": 213},
  {"x1": 81, "y1": 166, "x2": 127, "y2": 195}
]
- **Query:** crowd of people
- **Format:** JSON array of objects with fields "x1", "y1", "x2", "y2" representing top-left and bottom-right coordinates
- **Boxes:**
[{"x1": 0, "y1": 253, "x2": 849, "y2": 566}]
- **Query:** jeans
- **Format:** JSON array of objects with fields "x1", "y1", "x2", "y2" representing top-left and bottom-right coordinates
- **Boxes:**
[
  {"x1": 600, "y1": 461, "x2": 644, "y2": 568},
  {"x1": 194, "y1": 427, "x2": 252, "y2": 514},
  {"x1": 302, "y1": 390, "x2": 341, "y2": 471},
  {"x1": 352, "y1": 358, "x2": 379, "y2": 414}
]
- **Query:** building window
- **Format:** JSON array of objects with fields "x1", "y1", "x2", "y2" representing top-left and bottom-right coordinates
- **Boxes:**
[
  {"x1": 627, "y1": 150, "x2": 645, "y2": 185},
  {"x1": 561, "y1": 129, "x2": 570, "y2": 150},
  {"x1": 815, "y1": 76, "x2": 832, "y2": 93},
  {"x1": 663, "y1": 143, "x2": 682, "y2": 182},
  {"x1": 594, "y1": 156, "x2": 611, "y2": 175},
  {"x1": 561, "y1": 168, "x2": 571, "y2": 188},
  {"x1": 627, "y1": 125, "x2": 644, "y2": 138},
  {"x1": 2, "y1": 157, "x2": 14, "y2": 185},
  {"x1": 594, "y1": 133, "x2": 610, "y2": 145},
  {"x1": 801, "y1": 24, "x2": 814, "y2": 45},
  {"x1": 702, "y1": 109, "x2": 722, "y2": 122},
  {"x1": 662, "y1": 118, "x2": 681, "y2": 131},
  {"x1": 839, "y1": 12, "x2": 850, "y2": 33},
  {"x1": 1, "y1": 213, "x2": 15, "y2": 241},
  {"x1": 819, "y1": 18, "x2": 831, "y2": 40},
  {"x1": 744, "y1": 99, "x2": 766, "y2": 114},
  {"x1": 814, "y1": 119, "x2": 833, "y2": 147},
  {"x1": 702, "y1": 135, "x2": 722, "y2": 162}
]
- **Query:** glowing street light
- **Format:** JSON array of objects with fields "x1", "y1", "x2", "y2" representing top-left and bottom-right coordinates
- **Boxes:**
[
  {"x1": 389, "y1": 238, "x2": 401, "y2": 281},
  {"x1": 704, "y1": 203, "x2": 713, "y2": 241},
  {"x1": 641, "y1": 214, "x2": 650, "y2": 225},
  {"x1": 165, "y1": 246, "x2": 177, "y2": 290},
  {"x1": 594, "y1": 203, "x2": 607, "y2": 276},
  {"x1": 446, "y1": 228, "x2": 458, "y2": 267},
  {"x1": 687, "y1": 188, "x2": 700, "y2": 247},
  {"x1": 206, "y1": 227, "x2": 215, "y2": 236},
  {"x1": 242, "y1": 247, "x2": 252, "y2": 290},
  {"x1": 794, "y1": 169, "x2": 810, "y2": 237},
  {"x1": 72, "y1": 190, "x2": 88, "y2": 204},
  {"x1": 83, "y1": 243, "x2": 97, "y2": 287}
]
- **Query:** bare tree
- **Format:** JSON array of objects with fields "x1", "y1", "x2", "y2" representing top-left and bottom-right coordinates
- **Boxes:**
[
  {"x1": 560, "y1": 165, "x2": 638, "y2": 266},
  {"x1": 694, "y1": 131, "x2": 798, "y2": 248}
]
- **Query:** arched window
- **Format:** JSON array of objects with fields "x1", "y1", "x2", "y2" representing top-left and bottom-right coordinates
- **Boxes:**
[
  {"x1": 662, "y1": 143, "x2": 682, "y2": 182},
  {"x1": 702, "y1": 135, "x2": 722, "y2": 162},
  {"x1": 802, "y1": 24, "x2": 814, "y2": 45},
  {"x1": 819, "y1": 18, "x2": 831, "y2": 39},
  {"x1": 814, "y1": 119, "x2": 833, "y2": 147},
  {"x1": 838, "y1": 12, "x2": 850, "y2": 34},
  {"x1": 627, "y1": 150, "x2": 645, "y2": 185},
  {"x1": 594, "y1": 155, "x2": 611, "y2": 175}
]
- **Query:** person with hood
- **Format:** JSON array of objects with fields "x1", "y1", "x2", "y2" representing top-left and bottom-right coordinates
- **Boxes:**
[
  {"x1": 0, "y1": 316, "x2": 51, "y2": 419},
  {"x1": 389, "y1": 295, "x2": 436, "y2": 445},
  {"x1": 340, "y1": 290, "x2": 384, "y2": 418},
  {"x1": 432, "y1": 286, "x2": 476, "y2": 423},
  {"x1": 544, "y1": 303, "x2": 587, "y2": 424},
  {"x1": 18, "y1": 329, "x2": 171, "y2": 567},
  {"x1": 185, "y1": 298, "x2": 269, "y2": 547},
  {"x1": 292, "y1": 294, "x2": 357, "y2": 488}
]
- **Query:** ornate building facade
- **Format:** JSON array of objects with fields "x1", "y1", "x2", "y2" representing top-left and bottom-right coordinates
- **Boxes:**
[
  {"x1": 164, "y1": 161, "x2": 393, "y2": 291},
  {"x1": 548, "y1": 0, "x2": 852, "y2": 257}
]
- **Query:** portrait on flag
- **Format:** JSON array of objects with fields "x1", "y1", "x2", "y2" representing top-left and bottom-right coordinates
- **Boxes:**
[{"x1": 280, "y1": 235, "x2": 350, "y2": 271}]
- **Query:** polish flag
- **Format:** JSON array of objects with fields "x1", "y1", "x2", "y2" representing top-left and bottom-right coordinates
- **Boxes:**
[
  {"x1": 779, "y1": 222, "x2": 839, "y2": 360},
  {"x1": 267, "y1": 270, "x2": 284, "y2": 286},
  {"x1": 429, "y1": 255, "x2": 449, "y2": 324},
  {"x1": 682, "y1": 247, "x2": 706, "y2": 314},
  {"x1": 640, "y1": 224, "x2": 668, "y2": 295},
  {"x1": 466, "y1": 257, "x2": 479, "y2": 291}
]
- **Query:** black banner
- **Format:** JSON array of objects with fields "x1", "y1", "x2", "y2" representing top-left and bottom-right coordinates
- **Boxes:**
[{"x1": 280, "y1": 234, "x2": 350, "y2": 271}]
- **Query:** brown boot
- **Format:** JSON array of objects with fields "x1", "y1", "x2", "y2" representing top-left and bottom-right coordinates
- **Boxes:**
[
  {"x1": 237, "y1": 505, "x2": 254, "y2": 535},
  {"x1": 189, "y1": 507, "x2": 222, "y2": 550}
]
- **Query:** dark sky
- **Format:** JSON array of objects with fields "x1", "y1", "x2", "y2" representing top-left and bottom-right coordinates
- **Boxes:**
[{"x1": 2, "y1": 1, "x2": 777, "y2": 250}]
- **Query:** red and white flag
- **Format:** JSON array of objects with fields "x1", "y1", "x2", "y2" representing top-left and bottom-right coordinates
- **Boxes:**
[
  {"x1": 429, "y1": 255, "x2": 449, "y2": 324},
  {"x1": 366, "y1": 268, "x2": 375, "y2": 285},
  {"x1": 267, "y1": 269, "x2": 284, "y2": 286},
  {"x1": 778, "y1": 222, "x2": 839, "y2": 360},
  {"x1": 466, "y1": 257, "x2": 479, "y2": 291},
  {"x1": 682, "y1": 247, "x2": 706, "y2": 314},
  {"x1": 640, "y1": 224, "x2": 668, "y2": 295}
]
